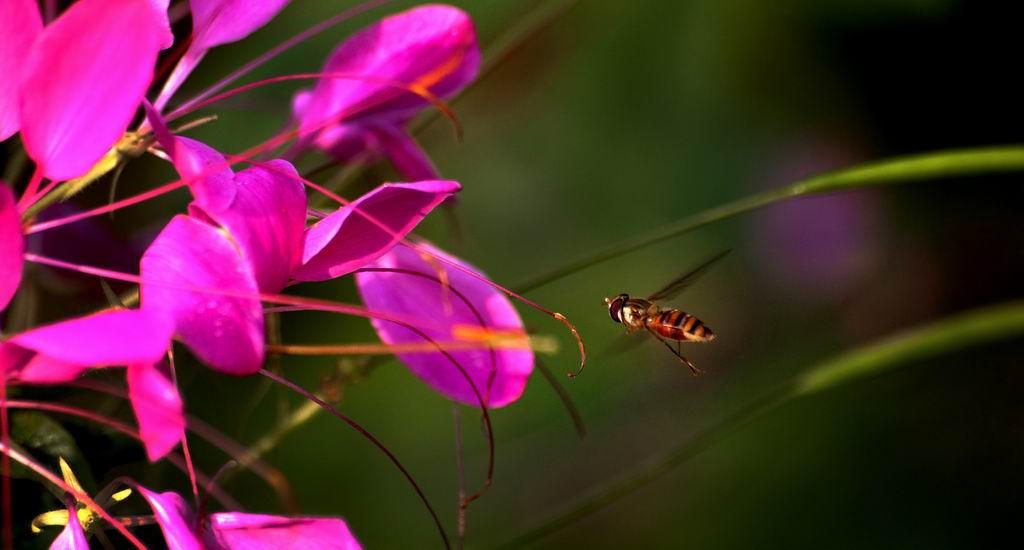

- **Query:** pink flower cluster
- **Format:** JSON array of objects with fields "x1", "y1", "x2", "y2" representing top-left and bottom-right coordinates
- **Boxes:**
[{"x1": 1, "y1": 1, "x2": 536, "y2": 547}]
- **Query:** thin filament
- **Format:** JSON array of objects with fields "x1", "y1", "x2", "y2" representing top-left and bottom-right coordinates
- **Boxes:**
[
  {"x1": 72, "y1": 379, "x2": 296, "y2": 513},
  {"x1": 166, "y1": 0, "x2": 395, "y2": 119},
  {"x1": 4, "y1": 399, "x2": 242, "y2": 510},
  {"x1": 258, "y1": 368, "x2": 452, "y2": 550}
]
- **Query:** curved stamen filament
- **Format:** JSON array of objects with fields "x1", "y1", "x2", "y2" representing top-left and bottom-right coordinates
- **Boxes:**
[{"x1": 258, "y1": 368, "x2": 452, "y2": 550}]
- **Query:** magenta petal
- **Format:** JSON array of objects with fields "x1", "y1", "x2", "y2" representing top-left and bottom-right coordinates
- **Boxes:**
[
  {"x1": 147, "y1": 0, "x2": 174, "y2": 49},
  {"x1": 206, "y1": 513, "x2": 362, "y2": 550},
  {"x1": 200, "y1": 160, "x2": 306, "y2": 293},
  {"x1": 11, "y1": 309, "x2": 172, "y2": 367},
  {"x1": 138, "y1": 488, "x2": 203, "y2": 550},
  {"x1": 141, "y1": 215, "x2": 264, "y2": 375},
  {"x1": 0, "y1": 0, "x2": 43, "y2": 140},
  {"x1": 375, "y1": 126, "x2": 439, "y2": 181},
  {"x1": 142, "y1": 106, "x2": 237, "y2": 213},
  {"x1": 298, "y1": 5, "x2": 479, "y2": 136},
  {"x1": 19, "y1": 0, "x2": 163, "y2": 180},
  {"x1": 175, "y1": 137, "x2": 238, "y2": 214},
  {"x1": 128, "y1": 362, "x2": 185, "y2": 461},
  {"x1": 9, "y1": 355, "x2": 91, "y2": 385},
  {"x1": 0, "y1": 185, "x2": 24, "y2": 311},
  {"x1": 190, "y1": 0, "x2": 292, "y2": 51},
  {"x1": 49, "y1": 504, "x2": 87, "y2": 550},
  {"x1": 355, "y1": 243, "x2": 533, "y2": 408},
  {"x1": 293, "y1": 180, "x2": 460, "y2": 282}
]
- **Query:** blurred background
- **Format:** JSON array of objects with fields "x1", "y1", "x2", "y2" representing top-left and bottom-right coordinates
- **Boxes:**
[{"x1": 6, "y1": 0, "x2": 1024, "y2": 548}]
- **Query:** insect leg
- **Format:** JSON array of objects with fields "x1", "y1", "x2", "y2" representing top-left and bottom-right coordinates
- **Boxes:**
[{"x1": 646, "y1": 327, "x2": 703, "y2": 376}]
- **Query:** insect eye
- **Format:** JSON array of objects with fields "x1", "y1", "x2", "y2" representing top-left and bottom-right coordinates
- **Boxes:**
[{"x1": 608, "y1": 297, "x2": 624, "y2": 323}]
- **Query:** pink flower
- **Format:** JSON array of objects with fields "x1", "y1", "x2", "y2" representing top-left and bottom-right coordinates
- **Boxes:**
[
  {"x1": 355, "y1": 243, "x2": 534, "y2": 408},
  {"x1": 14, "y1": 0, "x2": 165, "y2": 180},
  {"x1": 139, "y1": 486, "x2": 362, "y2": 550},
  {"x1": 145, "y1": 110, "x2": 460, "y2": 289},
  {"x1": 293, "y1": 4, "x2": 480, "y2": 181}
]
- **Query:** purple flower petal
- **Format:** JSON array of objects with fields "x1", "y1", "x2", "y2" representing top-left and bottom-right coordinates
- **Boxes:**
[
  {"x1": 297, "y1": 5, "x2": 479, "y2": 134},
  {"x1": 293, "y1": 5, "x2": 478, "y2": 180},
  {"x1": 0, "y1": 185, "x2": 24, "y2": 311},
  {"x1": 8, "y1": 309, "x2": 171, "y2": 364},
  {"x1": 190, "y1": 0, "x2": 292, "y2": 52},
  {"x1": 138, "y1": 488, "x2": 203, "y2": 550},
  {"x1": 374, "y1": 126, "x2": 438, "y2": 181},
  {"x1": 145, "y1": 0, "x2": 174, "y2": 49},
  {"x1": 293, "y1": 180, "x2": 460, "y2": 282},
  {"x1": 19, "y1": 0, "x2": 164, "y2": 180},
  {"x1": 141, "y1": 215, "x2": 264, "y2": 375},
  {"x1": 142, "y1": 103, "x2": 238, "y2": 213},
  {"x1": 48, "y1": 504, "x2": 87, "y2": 550},
  {"x1": 128, "y1": 361, "x2": 185, "y2": 461},
  {"x1": 196, "y1": 160, "x2": 306, "y2": 293},
  {"x1": 355, "y1": 243, "x2": 533, "y2": 408},
  {"x1": 6, "y1": 309, "x2": 172, "y2": 381},
  {"x1": 0, "y1": 0, "x2": 43, "y2": 140},
  {"x1": 206, "y1": 513, "x2": 362, "y2": 550}
]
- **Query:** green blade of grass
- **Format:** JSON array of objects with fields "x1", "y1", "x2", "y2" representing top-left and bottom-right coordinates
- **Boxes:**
[
  {"x1": 515, "y1": 145, "x2": 1024, "y2": 293},
  {"x1": 495, "y1": 300, "x2": 1024, "y2": 548}
]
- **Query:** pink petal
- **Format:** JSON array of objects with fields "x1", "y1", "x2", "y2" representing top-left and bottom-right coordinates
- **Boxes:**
[
  {"x1": 0, "y1": 185, "x2": 24, "y2": 311},
  {"x1": 197, "y1": 160, "x2": 306, "y2": 293},
  {"x1": 298, "y1": 5, "x2": 479, "y2": 138},
  {"x1": 6, "y1": 354, "x2": 91, "y2": 385},
  {"x1": 190, "y1": 0, "x2": 292, "y2": 51},
  {"x1": 10, "y1": 309, "x2": 172, "y2": 367},
  {"x1": 142, "y1": 103, "x2": 238, "y2": 213},
  {"x1": 19, "y1": 0, "x2": 164, "y2": 180},
  {"x1": 147, "y1": 0, "x2": 174, "y2": 49},
  {"x1": 138, "y1": 488, "x2": 203, "y2": 550},
  {"x1": 293, "y1": 180, "x2": 460, "y2": 282},
  {"x1": 355, "y1": 243, "x2": 533, "y2": 408},
  {"x1": 206, "y1": 513, "x2": 362, "y2": 550},
  {"x1": 175, "y1": 137, "x2": 238, "y2": 214},
  {"x1": 128, "y1": 361, "x2": 185, "y2": 461},
  {"x1": 141, "y1": 215, "x2": 264, "y2": 375},
  {"x1": 0, "y1": 0, "x2": 42, "y2": 140},
  {"x1": 375, "y1": 126, "x2": 439, "y2": 181},
  {"x1": 48, "y1": 504, "x2": 87, "y2": 550}
]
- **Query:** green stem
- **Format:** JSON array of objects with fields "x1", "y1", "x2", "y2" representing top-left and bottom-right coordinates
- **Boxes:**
[
  {"x1": 495, "y1": 300, "x2": 1024, "y2": 548},
  {"x1": 515, "y1": 145, "x2": 1024, "y2": 293}
]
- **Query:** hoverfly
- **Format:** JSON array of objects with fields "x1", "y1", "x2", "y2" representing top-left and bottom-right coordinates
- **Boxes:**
[{"x1": 604, "y1": 250, "x2": 729, "y2": 375}]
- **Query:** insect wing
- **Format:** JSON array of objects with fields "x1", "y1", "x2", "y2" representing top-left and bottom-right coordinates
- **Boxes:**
[{"x1": 646, "y1": 249, "x2": 731, "y2": 302}]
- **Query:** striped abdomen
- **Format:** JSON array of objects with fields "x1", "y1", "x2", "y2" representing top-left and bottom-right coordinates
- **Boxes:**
[{"x1": 649, "y1": 309, "x2": 715, "y2": 342}]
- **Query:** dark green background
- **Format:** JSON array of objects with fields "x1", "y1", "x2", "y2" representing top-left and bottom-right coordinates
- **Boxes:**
[{"x1": 6, "y1": 0, "x2": 1024, "y2": 548}]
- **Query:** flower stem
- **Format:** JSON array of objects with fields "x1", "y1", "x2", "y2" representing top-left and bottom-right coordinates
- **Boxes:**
[
  {"x1": 494, "y1": 300, "x2": 1024, "y2": 548},
  {"x1": 514, "y1": 145, "x2": 1024, "y2": 293}
]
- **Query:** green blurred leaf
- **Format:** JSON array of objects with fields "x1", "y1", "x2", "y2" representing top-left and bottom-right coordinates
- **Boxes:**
[
  {"x1": 516, "y1": 145, "x2": 1024, "y2": 292},
  {"x1": 10, "y1": 411, "x2": 95, "y2": 492},
  {"x1": 497, "y1": 300, "x2": 1024, "y2": 548}
]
